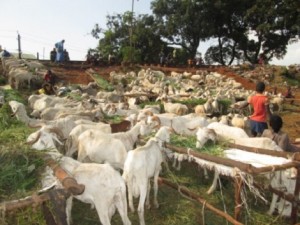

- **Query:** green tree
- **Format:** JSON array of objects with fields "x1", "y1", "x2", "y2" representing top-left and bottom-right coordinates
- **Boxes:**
[
  {"x1": 240, "y1": 0, "x2": 300, "y2": 64},
  {"x1": 91, "y1": 12, "x2": 166, "y2": 64},
  {"x1": 151, "y1": 0, "x2": 208, "y2": 59}
]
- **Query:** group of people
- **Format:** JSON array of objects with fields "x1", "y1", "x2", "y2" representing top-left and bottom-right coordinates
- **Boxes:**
[
  {"x1": 50, "y1": 40, "x2": 69, "y2": 63},
  {"x1": 239, "y1": 81, "x2": 299, "y2": 152}
]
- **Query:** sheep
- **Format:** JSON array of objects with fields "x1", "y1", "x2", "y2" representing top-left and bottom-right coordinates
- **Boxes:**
[
  {"x1": 26, "y1": 128, "x2": 131, "y2": 225},
  {"x1": 122, "y1": 126, "x2": 171, "y2": 225}
]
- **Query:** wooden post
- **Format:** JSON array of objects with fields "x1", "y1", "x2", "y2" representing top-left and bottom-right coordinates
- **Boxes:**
[
  {"x1": 291, "y1": 167, "x2": 300, "y2": 224},
  {"x1": 42, "y1": 202, "x2": 59, "y2": 225},
  {"x1": 234, "y1": 175, "x2": 243, "y2": 221},
  {"x1": 45, "y1": 156, "x2": 85, "y2": 195},
  {"x1": 1, "y1": 189, "x2": 70, "y2": 212}
]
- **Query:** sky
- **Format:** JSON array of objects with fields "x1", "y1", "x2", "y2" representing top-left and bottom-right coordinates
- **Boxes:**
[{"x1": 0, "y1": 0, "x2": 299, "y2": 66}]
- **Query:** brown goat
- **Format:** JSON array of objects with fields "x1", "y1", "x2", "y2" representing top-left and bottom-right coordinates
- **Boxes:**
[{"x1": 108, "y1": 120, "x2": 132, "y2": 133}]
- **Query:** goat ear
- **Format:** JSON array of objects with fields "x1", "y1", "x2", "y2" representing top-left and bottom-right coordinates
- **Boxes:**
[
  {"x1": 145, "y1": 111, "x2": 153, "y2": 116},
  {"x1": 168, "y1": 127, "x2": 175, "y2": 133}
]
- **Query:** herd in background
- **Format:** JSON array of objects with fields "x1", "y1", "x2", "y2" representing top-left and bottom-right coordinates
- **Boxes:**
[{"x1": 1, "y1": 55, "x2": 300, "y2": 224}]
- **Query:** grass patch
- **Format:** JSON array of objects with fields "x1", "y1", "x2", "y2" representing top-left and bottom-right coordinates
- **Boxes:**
[
  {"x1": 170, "y1": 134, "x2": 225, "y2": 157},
  {"x1": 91, "y1": 73, "x2": 114, "y2": 91},
  {"x1": 0, "y1": 148, "x2": 45, "y2": 201}
]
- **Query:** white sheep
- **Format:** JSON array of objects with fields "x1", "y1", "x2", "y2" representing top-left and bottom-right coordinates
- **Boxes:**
[{"x1": 122, "y1": 126, "x2": 171, "y2": 225}]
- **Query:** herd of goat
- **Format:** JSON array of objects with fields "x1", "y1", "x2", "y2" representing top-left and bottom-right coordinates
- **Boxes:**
[{"x1": 1, "y1": 56, "x2": 297, "y2": 225}]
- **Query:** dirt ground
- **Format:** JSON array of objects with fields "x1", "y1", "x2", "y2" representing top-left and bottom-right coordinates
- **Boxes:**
[{"x1": 46, "y1": 62, "x2": 300, "y2": 141}]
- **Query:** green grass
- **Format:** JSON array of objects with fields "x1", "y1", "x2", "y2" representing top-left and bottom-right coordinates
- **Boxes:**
[{"x1": 91, "y1": 73, "x2": 114, "y2": 91}]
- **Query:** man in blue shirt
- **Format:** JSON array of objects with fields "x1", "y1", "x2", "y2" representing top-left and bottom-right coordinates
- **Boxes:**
[{"x1": 55, "y1": 40, "x2": 65, "y2": 62}]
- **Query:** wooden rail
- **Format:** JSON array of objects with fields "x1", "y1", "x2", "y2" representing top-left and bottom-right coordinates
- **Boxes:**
[
  {"x1": 164, "y1": 143, "x2": 300, "y2": 175},
  {"x1": 158, "y1": 177, "x2": 244, "y2": 225}
]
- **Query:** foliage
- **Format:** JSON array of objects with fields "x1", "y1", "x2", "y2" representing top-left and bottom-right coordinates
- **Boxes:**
[
  {"x1": 91, "y1": 13, "x2": 166, "y2": 64},
  {"x1": 0, "y1": 148, "x2": 44, "y2": 200},
  {"x1": 151, "y1": 0, "x2": 208, "y2": 58},
  {"x1": 91, "y1": 0, "x2": 299, "y2": 65},
  {"x1": 241, "y1": 0, "x2": 300, "y2": 64},
  {"x1": 90, "y1": 73, "x2": 114, "y2": 91},
  {"x1": 102, "y1": 114, "x2": 123, "y2": 123}
]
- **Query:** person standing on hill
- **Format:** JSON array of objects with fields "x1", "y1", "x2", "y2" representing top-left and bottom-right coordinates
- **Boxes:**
[
  {"x1": 239, "y1": 81, "x2": 271, "y2": 137},
  {"x1": 55, "y1": 39, "x2": 65, "y2": 63},
  {"x1": 50, "y1": 48, "x2": 57, "y2": 62}
]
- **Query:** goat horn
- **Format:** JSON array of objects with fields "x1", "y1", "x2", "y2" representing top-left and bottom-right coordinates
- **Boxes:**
[
  {"x1": 28, "y1": 122, "x2": 45, "y2": 128},
  {"x1": 26, "y1": 131, "x2": 41, "y2": 145},
  {"x1": 48, "y1": 127, "x2": 65, "y2": 140},
  {"x1": 151, "y1": 115, "x2": 161, "y2": 129}
]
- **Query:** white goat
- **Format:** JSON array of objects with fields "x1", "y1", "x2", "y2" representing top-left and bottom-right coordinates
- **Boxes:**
[
  {"x1": 77, "y1": 130, "x2": 128, "y2": 170},
  {"x1": 65, "y1": 123, "x2": 112, "y2": 156},
  {"x1": 149, "y1": 114, "x2": 209, "y2": 136},
  {"x1": 196, "y1": 127, "x2": 217, "y2": 148},
  {"x1": 122, "y1": 126, "x2": 171, "y2": 225},
  {"x1": 207, "y1": 122, "x2": 249, "y2": 141},
  {"x1": 27, "y1": 128, "x2": 131, "y2": 225}
]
